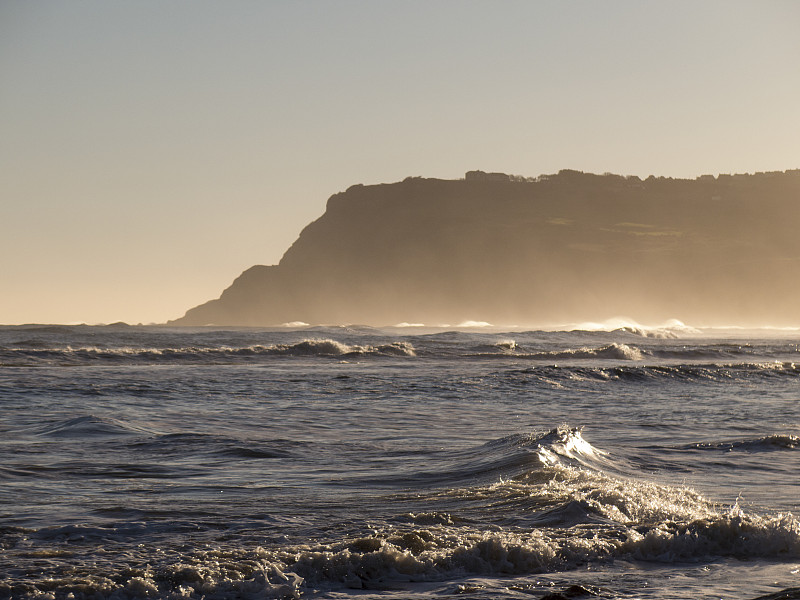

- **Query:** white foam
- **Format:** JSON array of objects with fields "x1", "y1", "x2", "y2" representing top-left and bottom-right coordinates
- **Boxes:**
[
  {"x1": 494, "y1": 340, "x2": 517, "y2": 351},
  {"x1": 457, "y1": 320, "x2": 494, "y2": 328},
  {"x1": 567, "y1": 317, "x2": 701, "y2": 337},
  {"x1": 269, "y1": 338, "x2": 416, "y2": 357},
  {"x1": 533, "y1": 343, "x2": 646, "y2": 361}
]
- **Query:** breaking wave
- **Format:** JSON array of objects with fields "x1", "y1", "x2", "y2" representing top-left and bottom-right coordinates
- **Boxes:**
[
  {"x1": 469, "y1": 343, "x2": 647, "y2": 360},
  {"x1": 262, "y1": 426, "x2": 798, "y2": 583},
  {"x1": 500, "y1": 362, "x2": 800, "y2": 386},
  {"x1": 7, "y1": 508, "x2": 795, "y2": 599},
  {"x1": 537, "y1": 342, "x2": 646, "y2": 361},
  {"x1": 0, "y1": 338, "x2": 416, "y2": 365},
  {"x1": 265, "y1": 339, "x2": 416, "y2": 357},
  {"x1": 5, "y1": 427, "x2": 798, "y2": 599},
  {"x1": 567, "y1": 318, "x2": 702, "y2": 338}
]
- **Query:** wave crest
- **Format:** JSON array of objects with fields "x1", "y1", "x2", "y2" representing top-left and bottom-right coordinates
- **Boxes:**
[
  {"x1": 7, "y1": 425, "x2": 800, "y2": 599},
  {"x1": 570, "y1": 318, "x2": 701, "y2": 338},
  {"x1": 686, "y1": 434, "x2": 800, "y2": 452},
  {"x1": 568, "y1": 343, "x2": 645, "y2": 361},
  {"x1": 36, "y1": 415, "x2": 155, "y2": 438},
  {"x1": 1, "y1": 338, "x2": 417, "y2": 364},
  {"x1": 528, "y1": 343, "x2": 646, "y2": 361},
  {"x1": 503, "y1": 362, "x2": 800, "y2": 387}
]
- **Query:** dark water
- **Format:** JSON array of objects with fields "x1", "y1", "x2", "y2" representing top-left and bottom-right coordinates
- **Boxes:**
[{"x1": 1, "y1": 323, "x2": 799, "y2": 599}]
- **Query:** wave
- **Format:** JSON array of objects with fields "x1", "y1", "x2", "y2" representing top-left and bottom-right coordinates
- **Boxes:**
[
  {"x1": 466, "y1": 339, "x2": 794, "y2": 362},
  {"x1": 467, "y1": 343, "x2": 648, "y2": 360},
  {"x1": 8, "y1": 427, "x2": 797, "y2": 599},
  {"x1": 456, "y1": 320, "x2": 494, "y2": 328},
  {"x1": 0, "y1": 338, "x2": 417, "y2": 365},
  {"x1": 684, "y1": 434, "x2": 800, "y2": 452},
  {"x1": 3, "y1": 343, "x2": 796, "y2": 382},
  {"x1": 537, "y1": 342, "x2": 646, "y2": 361},
  {"x1": 647, "y1": 342, "x2": 795, "y2": 360},
  {"x1": 501, "y1": 362, "x2": 800, "y2": 386},
  {"x1": 302, "y1": 324, "x2": 386, "y2": 335},
  {"x1": 6, "y1": 505, "x2": 796, "y2": 599},
  {"x1": 269, "y1": 339, "x2": 420, "y2": 357},
  {"x1": 386, "y1": 318, "x2": 699, "y2": 336},
  {"x1": 36, "y1": 415, "x2": 156, "y2": 438},
  {"x1": 264, "y1": 339, "x2": 415, "y2": 357},
  {"x1": 10, "y1": 505, "x2": 796, "y2": 598},
  {"x1": 566, "y1": 318, "x2": 702, "y2": 338},
  {"x1": 751, "y1": 588, "x2": 800, "y2": 600},
  {"x1": 2, "y1": 324, "x2": 796, "y2": 368},
  {"x1": 288, "y1": 430, "x2": 800, "y2": 586},
  {"x1": 470, "y1": 339, "x2": 519, "y2": 354}
]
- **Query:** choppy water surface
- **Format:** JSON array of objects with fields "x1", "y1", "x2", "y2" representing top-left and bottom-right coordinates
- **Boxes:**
[{"x1": 1, "y1": 323, "x2": 799, "y2": 599}]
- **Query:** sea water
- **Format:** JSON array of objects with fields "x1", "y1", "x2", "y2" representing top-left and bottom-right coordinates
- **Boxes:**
[{"x1": 0, "y1": 322, "x2": 798, "y2": 599}]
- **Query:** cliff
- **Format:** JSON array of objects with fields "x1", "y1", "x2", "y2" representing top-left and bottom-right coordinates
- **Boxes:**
[{"x1": 170, "y1": 169, "x2": 800, "y2": 327}]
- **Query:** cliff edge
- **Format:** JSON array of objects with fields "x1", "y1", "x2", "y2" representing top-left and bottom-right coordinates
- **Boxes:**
[{"x1": 170, "y1": 169, "x2": 800, "y2": 327}]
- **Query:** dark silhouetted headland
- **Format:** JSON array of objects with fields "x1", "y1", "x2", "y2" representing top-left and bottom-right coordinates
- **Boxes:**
[{"x1": 170, "y1": 169, "x2": 800, "y2": 327}]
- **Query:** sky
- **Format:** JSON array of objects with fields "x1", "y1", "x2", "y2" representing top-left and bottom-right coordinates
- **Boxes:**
[{"x1": 1, "y1": 1, "x2": 799, "y2": 325}]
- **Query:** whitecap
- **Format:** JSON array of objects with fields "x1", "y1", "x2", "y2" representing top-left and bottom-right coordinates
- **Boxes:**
[{"x1": 457, "y1": 320, "x2": 494, "y2": 328}]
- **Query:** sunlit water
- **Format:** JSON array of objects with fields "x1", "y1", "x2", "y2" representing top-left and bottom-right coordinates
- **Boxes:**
[{"x1": 1, "y1": 323, "x2": 798, "y2": 599}]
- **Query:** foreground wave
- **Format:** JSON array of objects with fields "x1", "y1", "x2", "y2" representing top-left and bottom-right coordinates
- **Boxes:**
[{"x1": 2, "y1": 428, "x2": 798, "y2": 599}]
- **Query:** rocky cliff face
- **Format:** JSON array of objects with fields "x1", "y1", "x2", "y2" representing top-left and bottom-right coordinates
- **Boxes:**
[{"x1": 171, "y1": 170, "x2": 800, "y2": 327}]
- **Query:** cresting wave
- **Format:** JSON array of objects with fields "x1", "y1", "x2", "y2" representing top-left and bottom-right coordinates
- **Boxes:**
[
  {"x1": 0, "y1": 338, "x2": 417, "y2": 365},
  {"x1": 500, "y1": 362, "x2": 800, "y2": 386},
  {"x1": 3, "y1": 341, "x2": 795, "y2": 366},
  {"x1": 566, "y1": 318, "x2": 701, "y2": 337},
  {"x1": 265, "y1": 339, "x2": 416, "y2": 357},
  {"x1": 2, "y1": 428, "x2": 799, "y2": 599},
  {"x1": 500, "y1": 342, "x2": 647, "y2": 361},
  {"x1": 469, "y1": 341, "x2": 797, "y2": 361}
]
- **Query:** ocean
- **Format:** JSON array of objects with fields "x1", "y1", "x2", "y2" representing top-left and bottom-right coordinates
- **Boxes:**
[{"x1": 1, "y1": 322, "x2": 798, "y2": 599}]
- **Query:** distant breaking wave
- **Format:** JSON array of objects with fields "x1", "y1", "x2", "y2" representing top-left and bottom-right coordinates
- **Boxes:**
[
  {"x1": 499, "y1": 362, "x2": 800, "y2": 387},
  {"x1": 3, "y1": 346, "x2": 798, "y2": 379},
  {"x1": 265, "y1": 339, "x2": 416, "y2": 357},
  {"x1": 0, "y1": 339, "x2": 416, "y2": 365},
  {"x1": 566, "y1": 318, "x2": 702, "y2": 338},
  {"x1": 467, "y1": 342, "x2": 647, "y2": 360},
  {"x1": 523, "y1": 342, "x2": 646, "y2": 361}
]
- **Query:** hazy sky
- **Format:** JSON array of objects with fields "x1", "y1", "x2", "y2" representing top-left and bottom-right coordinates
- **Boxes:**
[{"x1": 2, "y1": 1, "x2": 798, "y2": 324}]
